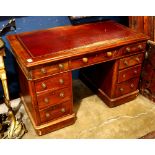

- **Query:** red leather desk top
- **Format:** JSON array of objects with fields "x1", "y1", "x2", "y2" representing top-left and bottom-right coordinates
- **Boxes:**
[
  {"x1": 17, "y1": 21, "x2": 139, "y2": 57},
  {"x1": 7, "y1": 20, "x2": 149, "y2": 68}
]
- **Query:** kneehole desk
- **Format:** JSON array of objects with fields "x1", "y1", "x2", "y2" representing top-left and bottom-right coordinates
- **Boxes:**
[{"x1": 7, "y1": 20, "x2": 149, "y2": 135}]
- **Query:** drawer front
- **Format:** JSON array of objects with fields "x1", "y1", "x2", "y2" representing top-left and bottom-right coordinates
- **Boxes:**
[
  {"x1": 39, "y1": 100, "x2": 72, "y2": 123},
  {"x1": 37, "y1": 87, "x2": 72, "y2": 110},
  {"x1": 121, "y1": 42, "x2": 146, "y2": 54},
  {"x1": 117, "y1": 64, "x2": 142, "y2": 83},
  {"x1": 119, "y1": 53, "x2": 144, "y2": 70},
  {"x1": 70, "y1": 50, "x2": 119, "y2": 70},
  {"x1": 115, "y1": 78, "x2": 139, "y2": 97},
  {"x1": 35, "y1": 72, "x2": 71, "y2": 93},
  {"x1": 31, "y1": 61, "x2": 69, "y2": 79}
]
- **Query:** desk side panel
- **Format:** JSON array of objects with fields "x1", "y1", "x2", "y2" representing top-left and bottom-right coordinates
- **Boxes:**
[{"x1": 18, "y1": 66, "x2": 41, "y2": 125}]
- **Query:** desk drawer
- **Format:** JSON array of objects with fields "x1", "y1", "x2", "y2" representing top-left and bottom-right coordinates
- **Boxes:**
[
  {"x1": 31, "y1": 61, "x2": 69, "y2": 79},
  {"x1": 115, "y1": 78, "x2": 139, "y2": 97},
  {"x1": 117, "y1": 64, "x2": 142, "y2": 83},
  {"x1": 121, "y1": 42, "x2": 146, "y2": 54},
  {"x1": 119, "y1": 53, "x2": 144, "y2": 70},
  {"x1": 39, "y1": 100, "x2": 72, "y2": 123},
  {"x1": 37, "y1": 87, "x2": 72, "y2": 110},
  {"x1": 70, "y1": 50, "x2": 119, "y2": 70},
  {"x1": 35, "y1": 72, "x2": 71, "y2": 93}
]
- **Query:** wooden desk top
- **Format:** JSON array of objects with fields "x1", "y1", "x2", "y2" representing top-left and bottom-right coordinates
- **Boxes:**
[{"x1": 7, "y1": 20, "x2": 149, "y2": 68}]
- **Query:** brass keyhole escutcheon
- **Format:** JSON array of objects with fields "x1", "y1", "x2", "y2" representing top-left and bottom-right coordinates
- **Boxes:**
[{"x1": 82, "y1": 57, "x2": 88, "y2": 63}]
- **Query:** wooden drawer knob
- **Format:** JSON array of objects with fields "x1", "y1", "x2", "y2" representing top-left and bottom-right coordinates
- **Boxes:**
[
  {"x1": 40, "y1": 68, "x2": 46, "y2": 74},
  {"x1": 41, "y1": 82, "x2": 47, "y2": 89},
  {"x1": 61, "y1": 108, "x2": 65, "y2": 113},
  {"x1": 135, "y1": 57, "x2": 140, "y2": 62},
  {"x1": 44, "y1": 97, "x2": 49, "y2": 103},
  {"x1": 82, "y1": 57, "x2": 88, "y2": 63},
  {"x1": 145, "y1": 51, "x2": 148, "y2": 59},
  {"x1": 126, "y1": 47, "x2": 130, "y2": 52},
  {"x1": 123, "y1": 60, "x2": 128, "y2": 66},
  {"x1": 134, "y1": 70, "x2": 138, "y2": 74},
  {"x1": 58, "y1": 64, "x2": 64, "y2": 69},
  {"x1": 107, "y1": 52, "x2": 112, "y2": 57},
  {"x1": 130, "y1": 83, "x2": 134, "y2": 88},
  {"x1": 59, "y1": 79, "x2": 64, "y2": 84},
  {"x1": 45, "y1": 112, "x2": 50, "y2": 118},
  {"x1": 138, "y1": 45, "x2": 143, "y2": 50},
  {"x1": 123, "y1": 74, "x2": 126, "y2": 78},
  {"x1": 119, "y1": 88, "x2": 124, "y2": 92},
  {"x1": 59, "y1": 92, "x2": 64, "y2": 98}
]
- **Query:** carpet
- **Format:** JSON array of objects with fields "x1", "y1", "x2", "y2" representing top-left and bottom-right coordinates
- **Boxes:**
[{"x1": 1, "y1": 80, "x2": 155, "y2": 139}]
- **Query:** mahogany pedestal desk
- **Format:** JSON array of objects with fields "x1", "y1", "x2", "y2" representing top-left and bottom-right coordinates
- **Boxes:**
[{"x1": 7, "y1": 21, "x2": 149, "y2": 135}]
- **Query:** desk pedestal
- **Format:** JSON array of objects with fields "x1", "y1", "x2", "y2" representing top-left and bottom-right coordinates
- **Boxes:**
[{"x1": 80, "y1": 59, "x2": 140, "y2": 107}]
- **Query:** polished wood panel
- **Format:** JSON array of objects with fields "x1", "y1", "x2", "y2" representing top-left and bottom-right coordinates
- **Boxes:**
[{"x1": 129, "y1": 16, "x2": 154, "y2": 41}]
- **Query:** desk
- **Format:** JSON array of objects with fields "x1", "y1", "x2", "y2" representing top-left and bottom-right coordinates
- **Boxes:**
[{"x1": 7, "y1": 21, "x2": 149, "y2": 135}]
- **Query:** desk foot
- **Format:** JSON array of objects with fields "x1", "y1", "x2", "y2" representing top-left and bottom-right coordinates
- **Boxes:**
[
  {"x1": 34, "y1": 114, "x2": 76, "y2": 136},
  {"x1": 97, "y1": 89, "x2": 139, "y2": 108}
]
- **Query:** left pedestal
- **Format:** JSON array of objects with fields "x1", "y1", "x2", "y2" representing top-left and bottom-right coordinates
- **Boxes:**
[{"x1": 18, "y1": 65, "x2": 76, "y2": 136}]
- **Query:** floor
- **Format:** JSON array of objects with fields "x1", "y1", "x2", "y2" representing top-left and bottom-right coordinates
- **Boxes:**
[{"x1": 1, "y1": 80, "x2": 155, "y2": 139}]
